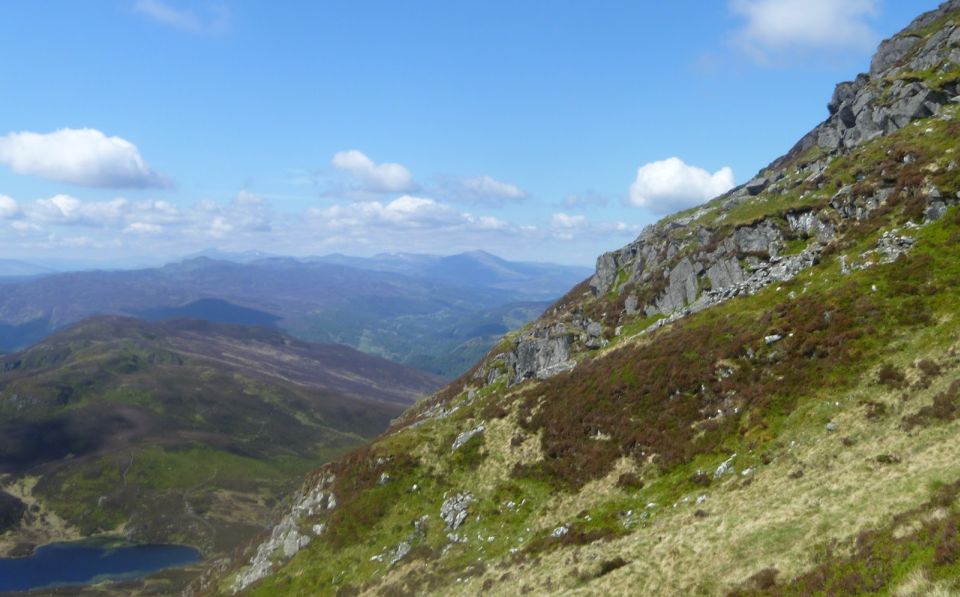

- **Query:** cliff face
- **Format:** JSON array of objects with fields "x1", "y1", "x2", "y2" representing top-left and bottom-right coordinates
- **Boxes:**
[{"x1": 202, "y1": 3, "x2": 960, "y2": 596}]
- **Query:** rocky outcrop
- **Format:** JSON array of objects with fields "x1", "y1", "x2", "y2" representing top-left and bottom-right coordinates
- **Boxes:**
[
  {"x1": 451, "y1": 425, "x2": 485, "y2": 452},
  {"x1": 231, "y1": 474, "x2": 335, "y2": 593},
  {"x1": 441, "y1": 492, "x2": 474, "y2": 530},
  {"x1": 806, "y1": 0, "x2": 960, "y2": 153},
  {"x1": 465, "y1": 3, "x2": 960, "y2": 390}
]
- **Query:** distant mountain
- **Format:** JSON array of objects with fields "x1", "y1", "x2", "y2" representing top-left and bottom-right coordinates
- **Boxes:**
[
  {"x1": 308, "y1": 249, "x2": 592, "y2": 297},
  {"x1": 133, "y1": 298, "x2": 282, "y2": 328},
  {"x1": 0, "y1": 260, "x2": 56, "y2": 280},
  {"x1": 0, "y1": 253, "x2": 589, "y2": 377},
  {"x1": 183, "y1": 248, "x2": 277, "y2": 263},
  {"x1": 0, "y1": 316, "x2": 440, "y2": 564}
]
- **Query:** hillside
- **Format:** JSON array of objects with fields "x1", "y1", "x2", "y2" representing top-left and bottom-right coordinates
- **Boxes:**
[
  {"x1": 0, "y1": 253, "x2": 588, "y2": 377},
  {"x1": 203, "y1": 3, "x2": 960, "y2": 595},
  {"x1": 0, "y1": 316, "x2": 441, "y2": 592}
]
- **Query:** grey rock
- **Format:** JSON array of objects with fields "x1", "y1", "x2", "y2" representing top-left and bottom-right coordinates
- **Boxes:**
[
  {"x1": 745, "y1": 176, "x2": 769, "y2": 195},
  {"x1": 451, "y1": 425, "x2": 485, "y2": 452},
  {"x1": 282, "y1": 529, "x2": 310, "y2": 558},
  {"x1": 652, "y1": 258, "x2": 700, "y2": 315},
  {"x1": 441, "y1": 493, "x2": 474, "y2": 530},
  {"x1": 714, "y1": 454, "x2": 736, "y2": 479},
  {"x1": 764, "y1": 334, "x2": 782, "y2": 345},
  {"x1": 926, "y1": 200, "x2": 949, "y2": 222},
  {"x1": 706, "y1": 257, "x2": 745, "y2": 291},
  {"x1": 232, "y1": 474, "x2": 336, "y2": 592},
  {"x1": 506, "y1": 324, "x2": 574, "y2": 385},
  {"x1": 735, "y1": 219, "x2": 782, "y2": 256},
  {"x1": 388, "y1": 541, "x2": 412, "y2": 566},
  {"x1": 586, "y1": 321, "x2": 603, "y2": 338},
  {"x1": 590, "y1": 252, "x2": 621, "y2": 295},
  {"x1": 870, "y1": 35, "x2": 920, "y2": 76}
]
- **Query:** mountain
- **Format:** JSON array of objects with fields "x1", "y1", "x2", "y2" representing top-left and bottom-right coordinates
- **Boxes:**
[
  {"x1": 183, "y1": 248, "x2": 278, "y2": 263},
  {"x1": 0, "y1": 316, "x2": 441, "y2": 585},
  {"x1": 309, "y1": 250, "x2": 593, "y2": 297},
  {"x1": 0, "y1": 260, "x2": 56, "y2": 280},
  {"x1": 205, "y1": 3, "x2": 960, "y2": 595},
  {"x1": 0, "y1": 253, "x2": 587, "y2": 377}
]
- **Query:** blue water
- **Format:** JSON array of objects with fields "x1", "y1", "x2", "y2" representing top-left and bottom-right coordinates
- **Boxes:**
[{"x1": 0, "y1": 542, "x2": 202, "y2": 592}]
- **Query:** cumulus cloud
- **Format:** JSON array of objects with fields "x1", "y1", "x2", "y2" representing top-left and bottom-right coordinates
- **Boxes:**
[
  {"x1": 124, "y1": 222, "x2": 164, "y2": 235},
  {"x1": 28, "y1": 195, "x2": 130, "y2": 226},
  {"x1": 729, "y1": 0, "x2": 879, "y2": 61},
  {"x1": 453, "y1": 175, "x2": 530, "y2": 205},
  {"x1": 133, "y1": 0, "x2": 230, "y2": 34},
  {"x1": 550, "y1": 212, "x2": 639, "y2": 241},
  {"x1": 628, "y1": 157, "x2": 735, "y2": 214},
  {"x1": 0, "y1": 128, "x2": 171, "y2": 189},
  {"x1": 551, "y1": 212, "x2": 587, "y2": 230},
  {"x1": 331, "y1": 150, "x2": 414, "y2": 194},
  {"x1": 0, "y1": 195, "x2": 20, "y2": 219},
  {"x1": 6, "y1": 190, "x2": 274, "y2": 242},
  {"x1": 308, "y1": 195, "x2": 506, "y2": 232}
]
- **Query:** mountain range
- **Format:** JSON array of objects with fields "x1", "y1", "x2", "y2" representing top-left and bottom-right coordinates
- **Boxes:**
[
  {"x1": 0, "y1": 251, "x2": 590, "y2": 378},
  {"x1": 201, "y1": 3, "x2": 960, "y2": 595}
]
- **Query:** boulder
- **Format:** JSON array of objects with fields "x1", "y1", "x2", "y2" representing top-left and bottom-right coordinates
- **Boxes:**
[{"x1": 745, "y1": 177, "x2": 769, "y2": 196}]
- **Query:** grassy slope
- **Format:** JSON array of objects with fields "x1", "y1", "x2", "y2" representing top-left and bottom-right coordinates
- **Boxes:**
[{"x1": 225, "y1": 88, "x2": 960, "y2": 595}]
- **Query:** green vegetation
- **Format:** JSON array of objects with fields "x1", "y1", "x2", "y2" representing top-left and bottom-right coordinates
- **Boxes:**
[{"x1": 229, "y1": 100, "x2": 960, "y2": 593}]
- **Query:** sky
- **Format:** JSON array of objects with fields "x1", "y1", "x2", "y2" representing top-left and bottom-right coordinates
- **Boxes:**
[{"x1": 0, "y1": 0, "x2": 944, "y2": 268}]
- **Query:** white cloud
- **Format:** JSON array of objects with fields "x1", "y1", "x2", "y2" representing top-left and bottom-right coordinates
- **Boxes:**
[
  {"x1": 628, "y1": 157, "x2": 735, "y2": 214},
  {"x1": 0, "y1": 128, "x2": 171, "y2": 189},
  {"x1": 551, "y1": 212, "x2": 587, "y2": 230},
  {"x1": 0, "y1": 195, "x2": 20, "y2": 219},
  {"x1": 234, "y1": 190, "x2": 264, "y2": 206},
  {"x1": 209, "y1": 216, "x2": 233, "y2": 238},
  {"x1": 11, "y1": 191, "x2": 273, "y2": 241},
  {"x1": 133, "y1": 0, "x2": 230, "y2": 34},
  {"x1": 124, "y1": 222, "x2": 164, "y2": 235},
  {"x1": 28, "y1": 195, "x2": 130, "y2": 226},
  {"x1": 550, "y1": 212, "x2": 640, "y2": 241},
  {"x1": 455, "y1": 175, "x2": 529, "y2": 205},
  {"x1": 331, "y1": 150, "x2": 414, "y2": 194},
  {"x1": 729, "y1": 0, "x2": 879, "y2": 61},
  {"x1": 309, "y1": 195, "x2": 496, "y2": 231}
]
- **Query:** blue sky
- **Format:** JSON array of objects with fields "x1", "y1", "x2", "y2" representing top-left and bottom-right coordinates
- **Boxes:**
[{"x1": 0, "y1": 0, "x2": 943, "y2": 267}]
